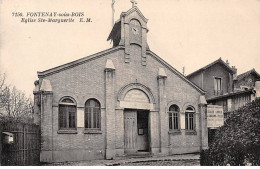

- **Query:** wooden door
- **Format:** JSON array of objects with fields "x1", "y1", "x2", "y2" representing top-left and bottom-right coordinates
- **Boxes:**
[{"x1": 124, "y1": 110, "x2": 137, "y2": 153}]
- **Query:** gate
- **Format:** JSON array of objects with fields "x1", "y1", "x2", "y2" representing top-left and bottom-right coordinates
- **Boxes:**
[{"x1": 0, "y1": 121, "x2": 40, "y2": 166}]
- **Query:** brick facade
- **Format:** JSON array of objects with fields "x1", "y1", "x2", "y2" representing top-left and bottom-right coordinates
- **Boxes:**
[{"x1": 34, "y1": 7, "x2": 208, "y2": 163}]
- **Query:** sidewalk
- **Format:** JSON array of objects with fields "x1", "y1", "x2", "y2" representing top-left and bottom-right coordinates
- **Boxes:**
[{"x1": 44, "y1": 153, "x2": 200, "y2": 166}]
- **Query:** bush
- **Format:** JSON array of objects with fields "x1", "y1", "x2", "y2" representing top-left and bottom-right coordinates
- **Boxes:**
[{"x1": 201, "y1": 98, "x2": 260, "y2": 166}]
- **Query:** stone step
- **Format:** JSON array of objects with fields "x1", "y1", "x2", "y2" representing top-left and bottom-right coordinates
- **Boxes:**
[{"x1": 115, "y1": 152, "x2": 153, "y2": 160}]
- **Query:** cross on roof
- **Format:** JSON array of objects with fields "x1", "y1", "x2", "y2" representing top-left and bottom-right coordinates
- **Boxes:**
[{"x1": 130, "y1": 0, "x2": 137, "y2": 7}]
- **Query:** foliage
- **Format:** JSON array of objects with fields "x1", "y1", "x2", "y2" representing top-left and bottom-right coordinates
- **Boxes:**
[
  {"x1": 0, "y1": 73, "x2": 33, "y2": 123},
  {"x1": 201, "y1": 98, "x2": 260, "y2": 166}
]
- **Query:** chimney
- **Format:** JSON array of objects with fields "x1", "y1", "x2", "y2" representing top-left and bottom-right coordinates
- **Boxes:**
[
  {"x1": 255, "y1": 80, "x2": 260, "y2": 98},
  {"x1": 226, "y1": 60, "x2": 229, "y2": 66},
  {"x1": 232, "y1": 66, "x2": 237, "y2": 80}
]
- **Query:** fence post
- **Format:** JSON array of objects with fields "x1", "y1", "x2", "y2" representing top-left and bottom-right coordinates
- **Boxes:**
[
  {"x1": 23, "y1": 125, "x2": 26, "y2": 166},
  {"x1": 0, "y1": 122, "x2": 2, "y2": 166}
]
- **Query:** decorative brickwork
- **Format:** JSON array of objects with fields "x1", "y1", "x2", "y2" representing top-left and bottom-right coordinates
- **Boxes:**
[{"x1": 34, "y1": 7, "x2": 207, "y2": 163}]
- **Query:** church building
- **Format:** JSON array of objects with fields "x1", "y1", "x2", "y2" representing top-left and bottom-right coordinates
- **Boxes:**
[{"x1": 33, "y1": 6, "x2": 208, "y2": 163}]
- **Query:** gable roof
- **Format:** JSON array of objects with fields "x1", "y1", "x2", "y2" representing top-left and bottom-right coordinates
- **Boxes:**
[
  {"x1": 37, "y1": 46, "x2": 205, "y2": 94},
  {"x1": 236, "y1": 68, "x2": 260, "y2": 81},
  {"x1": 121, "y1": 6, "x2": 148, "y2": 23},
  {"x1": 107, "y1": 6, "x2": 148, "y2": 47},
  {"x1": 107, "y1": 19, "x2": 121, "y2": 46},
  {"x1": 186, "y1": 58, "x2": 235, "y2": 78},
  {"x1": 38, "y1": 6, "x2": 205, "y2": 95},
  {"x1": 147, "y1": 51, "x2": 205, "y2": 94},
  {"x1": 37, "y1": 46, "x2": 123, "y2": 78}
]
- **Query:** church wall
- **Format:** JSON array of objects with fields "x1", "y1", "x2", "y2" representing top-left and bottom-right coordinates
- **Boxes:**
[
  {"x1": 34, "y1": 5, "x2": 209, "y2": 163},
  {"x1": 40, "y1": 43, "x2": 205, "y2": 162},
  {"x1": 115, "y1": 109, "x2": 124, "y2": 155},
  {"x1": 165, "y1": 69, "x2": 202, "y2": 154},
  {"x1": 148, "y1": 55, "x2": 202, "y2": 154},
  {"x1": 109, "y1": 44, "x2": 203, "y2": 155},
  {"x1": 105, "y1": 46, "x2": 162, "y2": 153},
  {"x1": 40, "y1": 50, "x2": 122, "y2": 162},
  {"x1": 39, "y1": 92, "x2": 54, "y2": 162}
]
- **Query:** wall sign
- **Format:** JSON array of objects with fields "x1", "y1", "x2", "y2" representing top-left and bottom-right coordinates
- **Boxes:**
[
  {"x1": 124, "y1": 89, "x2": 149, "y2": 103},
  {"x1": 207, "y1": 105, "x2": 224, "y2": 128},
  {"x1": 138, "y1": 128, "x2": 144, "y2": 135}
]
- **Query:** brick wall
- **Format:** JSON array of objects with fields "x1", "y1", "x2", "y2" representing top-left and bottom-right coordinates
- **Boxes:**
[{"x1": 37, "y1": 43, "x2": 205, "y2": 162}]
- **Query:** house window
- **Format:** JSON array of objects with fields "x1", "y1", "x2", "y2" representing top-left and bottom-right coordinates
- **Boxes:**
[
  {"x1": 214, "y1": 77, "x2": 222, "y2": 95},
  {"x1": 58, "y1": 97, "x2": 77, "y2": 130},
  {"x1": 169, "y1": 105, "x2": 180, "y2": 130},
  {"x1": 85, "y1": 99, "x2": 101, "y2": 130},
  {"x1": 185, "y1": 106, "x2": 195, "y2": 131}
]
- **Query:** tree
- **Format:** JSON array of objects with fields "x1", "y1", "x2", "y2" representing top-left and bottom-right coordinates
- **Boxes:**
[
  {"x1": 0, "y1": 73, "x2": 7, "y2": 116},
  {"x1": 0, "y1": 73, "x2": 33, "y2": 122}
]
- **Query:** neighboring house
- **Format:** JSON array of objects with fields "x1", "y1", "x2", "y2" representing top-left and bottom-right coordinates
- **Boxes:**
[
  {"x1": 33, "y1": 6, "x2": 208, "y2": 163},
  {"x1": 187, "y1": 58, "x2": 260, "y2": 119},
  {"x1": 234, "y1": 68, "x2": 260, "y2": 91},
  {"x1": 186, "y1": 58, "x2": 236, "y2": 99}
]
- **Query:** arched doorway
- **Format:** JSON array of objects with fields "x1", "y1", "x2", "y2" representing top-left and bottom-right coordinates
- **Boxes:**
[{"x1": 118, "y1": 84, "x2": 155, "y2": 154}]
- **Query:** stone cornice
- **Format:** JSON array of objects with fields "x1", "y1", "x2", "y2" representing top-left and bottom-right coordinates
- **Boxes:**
[
  {"x1": 37, "y1": 46, "x2": 124, "y2": 78},
  {"x1": 121, "y1": 6, "x2": 148, "y2": 23},
  {"x1": 147, "y1": 50, "x2": 206, "y2": 95},
  {"x1": 117, "y1": 82, "x2": 156, "y2": 104}
]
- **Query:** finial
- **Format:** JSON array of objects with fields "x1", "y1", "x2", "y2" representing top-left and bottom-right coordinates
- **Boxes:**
[
  {"x1": 226, "y1": 60, "x2": 229, "y2": 66},
  {"x1": 130, "y1": 0, "x2": 137, "y2": 7},
  {"x1": 111, "y1": 0, "x2": 115, "y2": 27}
]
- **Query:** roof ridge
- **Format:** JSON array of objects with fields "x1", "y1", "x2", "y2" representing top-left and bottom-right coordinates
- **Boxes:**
[
  {"x1": 237, "y1": 68, "x2": 260, "y2": 80},
  {"x1": 186, "y1": 58, "x2": 234, "y2": 77},
  {"x1": 147, "y1": 50, "x2": 205, "y2": 94},
  {"x1": 38, "y1": 46, "x2": 124, "y2": 78}
]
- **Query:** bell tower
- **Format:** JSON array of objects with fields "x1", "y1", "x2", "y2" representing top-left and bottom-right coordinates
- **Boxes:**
[{"x1": 107, "y1": 5, "x2": 149, "y2": 66}]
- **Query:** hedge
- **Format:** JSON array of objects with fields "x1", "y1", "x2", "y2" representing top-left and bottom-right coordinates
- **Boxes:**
[{"x1": 200, "y1": 98, "x2": 260, "y2": 166}]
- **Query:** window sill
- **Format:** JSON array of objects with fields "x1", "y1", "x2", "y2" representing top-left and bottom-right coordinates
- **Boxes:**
[
  {"x1": 185, "y1": 130, "x2": 197, "y2": 135},
  {"x1": 168, "y1": 130, "x2": 181, "y2": 135},
  {"x1": 84, "y1": 130, "x2": 102, "y2": 134},
  {"x1": 57, "y1": 130, "x2": 78, "y2": 134}
]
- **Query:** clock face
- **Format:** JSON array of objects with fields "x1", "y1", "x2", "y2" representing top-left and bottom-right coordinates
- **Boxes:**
[
  {"x1": 130, "y1": 19, "x2": 141, "y2": 35},
  {"x1": 129, "y1": 19, "x2": 142, "y2": 44}
]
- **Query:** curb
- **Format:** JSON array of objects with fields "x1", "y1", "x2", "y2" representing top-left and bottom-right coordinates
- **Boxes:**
[{"x1": 105, "y1": 158, "x2": 200, "y2": 166}]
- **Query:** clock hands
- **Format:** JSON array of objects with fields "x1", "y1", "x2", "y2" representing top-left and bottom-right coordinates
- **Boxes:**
[{"x1": 132, "y1": 27, "x2": 138, "y2": 34}]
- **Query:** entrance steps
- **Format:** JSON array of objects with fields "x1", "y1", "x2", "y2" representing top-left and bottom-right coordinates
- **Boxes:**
[{"x1": 115, "y1": 152, "x2": 153, "y2": 160}]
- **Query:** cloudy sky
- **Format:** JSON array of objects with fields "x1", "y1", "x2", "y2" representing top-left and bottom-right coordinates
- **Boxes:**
[{"x1": 1, "y1": 0, "x2": 260, "y2": 98}]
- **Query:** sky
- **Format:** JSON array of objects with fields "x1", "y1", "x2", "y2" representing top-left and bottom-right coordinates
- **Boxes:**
[{"x1": 1, "y1": 0, "x2": 260, "y2": 98}]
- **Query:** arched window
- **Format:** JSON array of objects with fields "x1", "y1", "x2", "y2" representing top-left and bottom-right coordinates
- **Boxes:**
[
  {"x1": 85, "y1": 99, "x2": 101, "y2": 130},
  {"x1": 169, "y1": 105, "x2": 180, "y2": 130},
  {"x1": 59, "y1": 97, "x2": 77, "y2": 130},
  {"x1": 185, "y1": 106, "x2": 195, "y2": 130}
]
